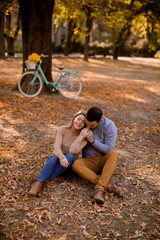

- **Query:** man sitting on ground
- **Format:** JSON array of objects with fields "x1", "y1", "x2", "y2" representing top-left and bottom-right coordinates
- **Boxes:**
[{"x1": 72, "y1": 106, "x2": 123, "y2": 204}]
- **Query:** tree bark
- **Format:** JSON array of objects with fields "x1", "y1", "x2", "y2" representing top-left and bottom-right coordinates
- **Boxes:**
[
  {"x1": 0, "y1": 12, "x2": 5, "y2": 59},
  {"x1": 18, "y1": 0, "x2": 55, "y2": 82},
  {"x1": 113, "y1": 25, "x2": 131, "y2": 60},
  {"x1": 64, "y1": 19, "x2": 75, "y2": 56},
  {"x1": 6, "y1": 37, "x2": 15, "y2": 56},
  {"x1": 84, "y1": 7, "x2": 93, "y2": 62}
]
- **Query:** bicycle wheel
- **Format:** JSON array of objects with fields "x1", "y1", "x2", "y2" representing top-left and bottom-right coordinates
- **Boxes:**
[
  {"x1": 58, "y1": 73, "x2": 82, "y2": 98},
  {"x1": 18, "y1": 71, "x2": 43, "y2": 97}
]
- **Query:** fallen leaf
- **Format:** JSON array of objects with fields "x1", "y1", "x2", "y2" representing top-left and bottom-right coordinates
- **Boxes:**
[
  {"x1": 21, "y1": 196, "x2": 28, "y2": 201},
  {"x1": 114, "y1": 198, "x2": 119, "y2": 203},
  {"x1": 57, "y1": 217, "x2": 62, "y2": 225},
  {"x1": 100, "y1": 220, "x2": 112, "y2": 226},
  {"x1": 105, "y1": 195, "x2": 108, "y2": 200},
  {"x1": 83, "y1": 229, "x2": 93, "y2": 239},
  {"x1": 62, "y1": 219, "x2": 68, "y2": 225},
  {"x1": 27, "y1": 222, "x2": 35, "y2": 227},
  {"x1": 140, "y1": 222, "x2": 147, "y2": 230},
  {"x1": 123, "y1": 221, "x2": 130, "y2": 225}
]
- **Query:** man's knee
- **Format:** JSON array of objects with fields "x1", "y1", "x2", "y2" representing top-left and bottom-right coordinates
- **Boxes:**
[
  {"x1": 105, "y1": 150, "x2": 119, "y2": 161},
  {"x1": 72, "y1": 159, "x2": 81, "y2": 172},
  {"x1": 111, "y1": 150, "x2": 119, "y2": 158}
]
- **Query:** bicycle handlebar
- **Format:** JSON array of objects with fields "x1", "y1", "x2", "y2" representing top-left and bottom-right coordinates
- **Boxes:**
[{"x1": 40, "y1": 54, "x2": 49, "y2": 58}]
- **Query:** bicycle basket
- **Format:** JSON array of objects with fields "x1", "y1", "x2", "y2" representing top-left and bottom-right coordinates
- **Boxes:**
[{"x1": 25, "y1": 60, "x2": 37, "y2": 70}]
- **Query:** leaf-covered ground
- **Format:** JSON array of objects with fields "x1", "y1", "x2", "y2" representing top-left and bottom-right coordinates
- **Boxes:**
[{"x1": 0, "y1": 55, "x2": 160, "y2": 240}]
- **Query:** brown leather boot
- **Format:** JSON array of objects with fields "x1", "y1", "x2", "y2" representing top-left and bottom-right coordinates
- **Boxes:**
[
  {"x1": 28, "y1": 181, "x2": 42, "y2": 196},
  {"x1": 108, "y1": 184, "x2": 123, "y2": 198},
  {"x1": 91, "y1": 188, "x2": 105, "y2": 204}
]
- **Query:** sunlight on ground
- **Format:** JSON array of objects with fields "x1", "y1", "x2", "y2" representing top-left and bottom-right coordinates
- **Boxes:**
[
  {"x1": 0, "y1": 123, "x2": 21, "y2": 137},
  {"x1": 0, "y1": 56, "x2": 159, "y2": 107},
  {"x1": 148, "y1": 87, "x2": 160, "y2": 95},
  {"x1": 124, "y1": 94, "x2": 147, "y2": 103},
  {"x1": 82, "y1": 72, "x2": 111, "y2": 81},
  {"x1": 119, "y1": 57, "x2": 160, "y2": 67}
]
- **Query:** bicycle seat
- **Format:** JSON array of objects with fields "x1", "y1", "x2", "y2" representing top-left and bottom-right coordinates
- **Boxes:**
[{"x1": 55, "y1": 64, "x2": 64, "y2": 70}]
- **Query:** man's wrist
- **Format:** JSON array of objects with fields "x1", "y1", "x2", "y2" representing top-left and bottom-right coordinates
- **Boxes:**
[{"x1": 92, "y1": 138, "x2": 95, "y2": 144}]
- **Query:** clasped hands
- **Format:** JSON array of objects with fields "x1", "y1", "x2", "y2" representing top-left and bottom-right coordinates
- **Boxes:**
[
  {"x1": 80, "y1": 127, "x2": 94, "y2": 143},
  {"x1": 60, "y1": 128, "x2": 94, "y2": 168}
]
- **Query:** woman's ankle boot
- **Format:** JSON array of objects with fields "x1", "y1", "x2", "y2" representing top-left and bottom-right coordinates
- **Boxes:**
[{"x1": 28, "y1": 181, "x2": 42, "y2": 196}]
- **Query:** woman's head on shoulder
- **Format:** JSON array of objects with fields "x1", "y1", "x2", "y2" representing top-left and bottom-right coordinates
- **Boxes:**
[{"x1": 67, "y1": 110, "x2": 86, "y2": 130}]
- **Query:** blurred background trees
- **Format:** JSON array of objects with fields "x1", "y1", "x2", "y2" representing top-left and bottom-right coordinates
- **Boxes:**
[
  {"x1": 4, "y1": 0, "x2": 20, "y2": 57},
  {"x1": 0, "y1": 0, "x2": 160, "y2": 72},
  {"x1": 52, "y1": 0, "x2": 160, "y2": 60},
  {"x1": 0, "y1": 0, "x2": 12, "y2": 59}
]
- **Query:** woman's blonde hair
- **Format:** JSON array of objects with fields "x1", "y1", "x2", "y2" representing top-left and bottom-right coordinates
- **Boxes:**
[{"x1": 66, "y1": 110, "x2": 86, "y2": 128}]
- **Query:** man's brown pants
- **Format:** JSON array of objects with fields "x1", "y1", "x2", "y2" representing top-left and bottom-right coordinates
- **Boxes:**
[{"x1": 72, "y1": 150, "x2": 119, "y2": 191}]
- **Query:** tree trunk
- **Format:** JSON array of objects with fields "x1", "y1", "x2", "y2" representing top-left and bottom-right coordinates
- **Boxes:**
[
  {"x1": 5, "y1": 7, "x2": 20, "y2": 57},
  {"x1": 113, "y1": 24, "x2": 131, "y2": 60},
  {"x1": 64, "y1": 19, "x2": 75, "y2": 56},
  {"x1": 84, "y1": 7, "x2": 93, "y2": 62},
  {"x1": 113, "y1": 46, "x2": 119, "y2": 60},
  {"x1": 5, "y1": 37, "x2": 15, "y2": 56},
  {"x1": 113, "y1": 0, "x2": 140, "y2": 60},
  {"x1": 0, "y1": 12, "x2": 5, "y2": 59},
  {"x1": 18, "y1": 0, "x2": 55, "y2": 82}
]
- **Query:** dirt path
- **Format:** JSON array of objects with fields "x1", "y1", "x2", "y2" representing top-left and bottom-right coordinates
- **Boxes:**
[{"x1": 0, "y1": 56, "x2": 159, "y2": 240}]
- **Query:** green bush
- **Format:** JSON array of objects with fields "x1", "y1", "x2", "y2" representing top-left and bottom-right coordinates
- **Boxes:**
[
  {"x1": 52, "y1": 41, "x2": 84, "y2": 54},
  {"x1": 89, "y1": 41, "x2": 113, "y2": 56},
  {"x1": 70, "y1": 41, "x2": 84, "y2": 53},
  {"x1": 52, "y1": 42, "x2": 64, "y2": 53},
  {"x1": 122, "y1": 37, "x2": 156, "y2": 57},
  {"x1": 14, "y1": 39, "x2": 23, "y2": 53},
  {"x1": 5, "y1": 38, "x2": 22, "y2": 54}
]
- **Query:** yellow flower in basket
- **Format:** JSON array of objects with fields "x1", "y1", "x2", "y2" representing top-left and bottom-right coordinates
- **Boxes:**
[{"x1": 28, "y1": 53, "x2": 41, "y2": 63}]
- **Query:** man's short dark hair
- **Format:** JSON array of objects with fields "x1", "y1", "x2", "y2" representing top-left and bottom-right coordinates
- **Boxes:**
[{"x1": 86, "y1": 107, "x2": 102, "y2": 122}]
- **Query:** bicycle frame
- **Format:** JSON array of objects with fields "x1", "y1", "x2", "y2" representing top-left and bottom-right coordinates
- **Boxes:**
[
  {"x1": 30, "y1": 63, "x2": 73, "y2": 89},
  {"x1": 18, "y1": 54, "x2": 82, "y2": 98}
]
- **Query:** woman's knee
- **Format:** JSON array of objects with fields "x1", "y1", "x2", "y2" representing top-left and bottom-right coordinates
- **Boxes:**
[
  {"x1": 65, "y1": 153, "x2": 75, "y2": 161},
  {"x1": 46, "y1": 155, "x2": 58, "y2": 164},
  {"x1": 65, "y1": 152, "x2": 75, "y2": 164}
]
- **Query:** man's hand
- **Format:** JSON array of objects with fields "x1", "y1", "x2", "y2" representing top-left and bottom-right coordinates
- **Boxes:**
[
  {"x1": 60, "y1": 157, "x2": 69, "y2": 168},
  {"x1": 86, "y1": 129, "x2": 94, "y2": 143}
]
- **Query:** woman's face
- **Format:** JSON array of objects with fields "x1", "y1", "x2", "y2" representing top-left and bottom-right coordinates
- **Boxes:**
[{"x1": 73, "y1": 114, "x2": 86, "y2": 130}]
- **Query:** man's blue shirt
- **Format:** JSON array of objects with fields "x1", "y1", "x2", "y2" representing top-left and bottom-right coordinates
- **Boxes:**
[{"x1": 82, "y1": 116, "x2": 117, "y2": 158}]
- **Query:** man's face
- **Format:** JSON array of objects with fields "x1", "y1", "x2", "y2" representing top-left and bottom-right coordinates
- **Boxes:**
[{"x1": 86, "y1": 119, "x2": 101, "y2": 129}]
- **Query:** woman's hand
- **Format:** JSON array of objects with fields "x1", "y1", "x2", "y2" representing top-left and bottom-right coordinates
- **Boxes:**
[
  {"x1": 80, "y1": 128, "x2": 90, "y2": 138},
  {"x1": 60, "y1": 157, "x2": 69, "y2": 168}
]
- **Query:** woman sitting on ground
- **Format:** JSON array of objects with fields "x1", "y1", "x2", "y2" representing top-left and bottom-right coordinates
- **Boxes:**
[{"x1": 29, "y1": 110, "x2": 88, "y2": 196}]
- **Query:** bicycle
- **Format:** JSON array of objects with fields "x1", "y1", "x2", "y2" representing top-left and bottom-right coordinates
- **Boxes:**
[{"x1": 18, "y1": 54, "x2": 82, "y2": 98}]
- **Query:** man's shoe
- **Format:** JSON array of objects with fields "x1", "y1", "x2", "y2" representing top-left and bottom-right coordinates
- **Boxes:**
[
  {"x1": 28, "y1": 181, "x2": 42, "y2": 196},
  {"x1": 91, "y1": 188, "x2": 105, "y2": 204},
  {"x1": 108, "y1": 184, "x2": 123, "y2": 198}
]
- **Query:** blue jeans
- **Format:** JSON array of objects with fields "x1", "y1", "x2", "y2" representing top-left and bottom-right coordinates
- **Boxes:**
[{"x1": 37, "y1": 153, "x2": 75, "y2": 183}]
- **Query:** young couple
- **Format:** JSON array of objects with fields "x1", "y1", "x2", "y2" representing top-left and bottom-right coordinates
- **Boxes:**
[{"x1": 29, "y1": 107, "x2": 123, "y2": 204}]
